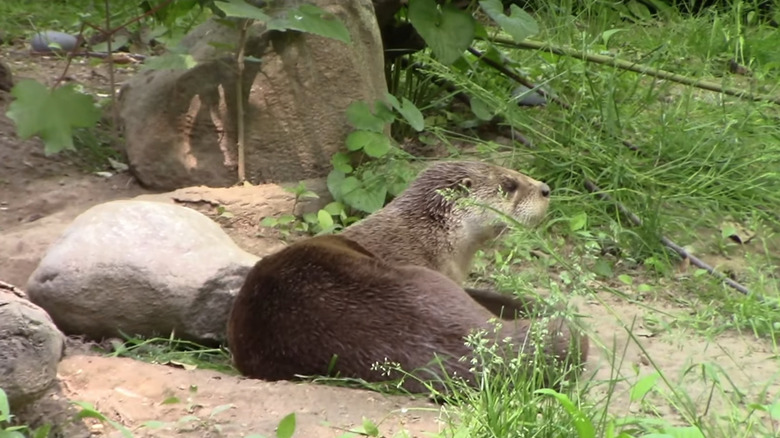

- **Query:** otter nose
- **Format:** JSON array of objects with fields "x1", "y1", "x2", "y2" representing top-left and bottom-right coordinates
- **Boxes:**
[{"x1": 539, "y1": 183, "x2": 551, "y2": 198}]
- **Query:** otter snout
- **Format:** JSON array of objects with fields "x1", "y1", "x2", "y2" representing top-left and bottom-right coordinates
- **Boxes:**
[{"x1": 539, "y1": 183, "x2": 551, "y2": 198}]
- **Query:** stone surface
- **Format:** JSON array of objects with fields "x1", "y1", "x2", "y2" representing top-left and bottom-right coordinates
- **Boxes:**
[
  {"x1": 30, "y1": 30, "x2": 79, "y2": 53},
  {"x1": 0, "y1": 290, "x2": 65, "y2": 409},
  {"x1": 26, "y1": 200, "x2": 260, "y2": 344},
  {"x1": 119, "y1": 0, "x2": 387, "y2": 190}
]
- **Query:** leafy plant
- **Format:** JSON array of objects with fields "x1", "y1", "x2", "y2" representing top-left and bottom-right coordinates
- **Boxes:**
[
  {"x1": 6, "y1": 80, "x2": 101, "y2": 155},
  {"x1": 0, "y1": 388, "x2": 52, "y2": 438},
  {"x1": 327, "y1": 94, "x2": 424, "y2": 215}
]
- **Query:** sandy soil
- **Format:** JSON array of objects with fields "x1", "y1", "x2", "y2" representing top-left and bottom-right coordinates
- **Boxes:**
[{"x1": 1, "y1": 49, "x2": 778, "y2": 436}]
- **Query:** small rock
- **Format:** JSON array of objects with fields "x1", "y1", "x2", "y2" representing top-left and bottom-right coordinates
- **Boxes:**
[
  {"x1": 0, "y1": 61, "x2": 13, "y2": 92},
  {"x1": 26, "y1": 200, "x2": 260, "y2": 345},
  {"x1": 0, "y1": 290, "x2": 65, "y2": 409},
  {"x1": 512, "y1": 84, "x2": 553, "y2": 107},
  {"x1": 30, "y1": 31, "x2": 79, "y2": 53}
]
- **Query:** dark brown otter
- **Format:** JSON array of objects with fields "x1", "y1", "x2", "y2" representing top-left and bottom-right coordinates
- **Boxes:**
[{"x1": 227, "y1": 161, "x2": 588, "y2": 393}]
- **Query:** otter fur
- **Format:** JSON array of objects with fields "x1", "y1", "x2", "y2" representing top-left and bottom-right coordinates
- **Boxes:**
[{"x1": 227, "y1": 161, "x2": 588, "y2": 393}]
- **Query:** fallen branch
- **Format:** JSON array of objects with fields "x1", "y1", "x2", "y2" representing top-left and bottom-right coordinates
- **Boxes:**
[
  {"x1": 582, "y1": 180, "x2": 751, "y2": 295},
  {"x1": 487, "y1": 37, "x2": 780, "y2": 106}
]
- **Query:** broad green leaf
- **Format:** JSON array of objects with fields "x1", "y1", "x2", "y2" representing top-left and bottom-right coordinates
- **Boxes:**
[
  {"x1": 7, "y1": 80, "x2": 101, "y2": 155},
  {"x1": 331, "y1": 152, "x2": 353, "y2": 173},
  {"x1": 630, "y1": 372, "x2": 660, "y2": 401},
  {"x1": 372, "y1": 100, "x2": 396, "y2": 124},
  {"x1": 408, "y1": 0, "x2": 475, "y2": 65},
  {"x1": 601, "y1": 28, "x2": 626, "y2": 46},
  {"x1": 0, "y1": 388, "x2": 10, "y2": 421},
  {"x1": 345, "y1": 130, "x2": 391, "y2": 158},
  {"x1": 535, "y1": 389, "x2": 596, "y2": 438},
  {"x1": 362, "y1": 417, "x2": 380, "y2": 437},
  {"x1": 327, "y1": 169, "x2": 347, "y2": 201},
  {"x1": 214, "y1": 0, "x2": 271, "y2": 21},
  {"x1": 568, "y1": 212, "x2": 587, "y2": 231},
  {"x1": 32, "y1": 424, "x2": 53, "y2": 438},
  {"x1": 617, "y1": 274, "x2": 633, "y2": 285},
  {"x1": 385, "y1": 93, "x2": 401, "y2": 109},
  {"x1": 269, "y1": 4, "x2": 351, "y2": 44},
  {"x1": 341, "y1": 176, "x2": 387, "y2": 213},
  {"x1": 770, "y1": 400, "x2": 780, "y2": 420},
  {"x1": 346, "y1": 101, "x2": 386, "y2": 132},
  {"x1": 276, "y1": 412, "x2": 296, "y2": 438},
  {"x1": 592, "y1": 259, "x2": 613, "y2": 278},
  {"x1": 389, "y1": 96, "x2": 425, "y2": 131},
  {"x1": 317, "y1": 209, "x2": 334, "y2": 229},
  {"x1": 323, "y1": 201, "x2": 345, "y2": 215},
  {"x1": 479, "y1": 0, "x2": 538, "y2": 43}
]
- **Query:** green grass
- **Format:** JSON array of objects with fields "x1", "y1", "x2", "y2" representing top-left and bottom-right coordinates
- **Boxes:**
[
  {"x1": 376, "y1": 2, "x2": 780, "y2": 437},
  {"x1": 4, "y1": 0, "x2": 780, "y2": 437}
]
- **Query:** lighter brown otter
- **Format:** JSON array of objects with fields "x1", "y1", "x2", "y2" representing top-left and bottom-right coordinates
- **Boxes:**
[{"x1": 227, "y1": 160, "x2": 588, "y2": 393}]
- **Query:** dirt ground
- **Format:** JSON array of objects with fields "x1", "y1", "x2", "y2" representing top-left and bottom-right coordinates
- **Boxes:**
[{"x1": 1, "y1": 50, "x2": 778, "y2": 436}]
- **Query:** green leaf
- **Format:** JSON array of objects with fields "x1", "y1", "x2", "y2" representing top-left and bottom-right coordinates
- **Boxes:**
[
  {"x1": 0, "y1": 388, "x2": 10, "y2": 421},
  {"x1": 6, "y1": 80, "x2": 101, "y2": 155},
  {"x1": 31, "y1": 424, "x2": 53, "y2": 438},
  {"x1": 317, "y1": 209, "x2": 335, "y2": 229},
  {"x1": 276, "y1": 412, "x2": 297, "y2": 438},
  {"x1": 214, "y1": 0, "x2": 271, "y2": 21},
  {"x1": 479, "y1": 0, "x2": 539, "y2": 43},
  {"x1": 394, "y1": 97, "x2": 425, "y2": 131},
  {"x1": 270, "y1": 4, "x2": 351, "y2": 44},
  {"x1": 341, "y1": 176, "x2": 387, "y2": 213},
  {"x1": 770, "y1": 400, "x2": 780, "y2": 420},
  {"x1": 140, "y1": 420, "x2": 168, "y2": 429},
  {"x1": 210, "y1": 403, "x2": 235, "y2": 418},
  {"x1": 568, "y1": 212, "x2": 587, "y2": 231},
  {"x1": 535, "y1": 389, "x2": 596, "y2": 438},
  {"x1": 260, "y1": 217, "x2": 278, "y2": 227},
  {"x1": 601, "y1": 28, "x2": 626, "y2": 46},
  {"x1": 331, "y1": 152, "x2": 354, "y2": 173},
  {"x1": 630, "y1": 372, "x2": 660, "y2": 402},
  {"x1": 617, "y1": 274, "x2": 633, "y2": 285},
  {"x1": 362, "y1": 417, "x2": 380, "y2": 437},
  {"x1": 720, "y1": 224, "x2": 737, "y2": 239},
  {"x1": 373, "y1": 100, "x2": 396, "y2": 124},
  {"x1": 469, "y1": 97, "x2": 492, "y2": 121},
  {"x1": 346, "y1": 101, "x2": 387, "y2": 132},
  {"x1": 278, "y1": 214, "x2": 296, "y2": 225},
  {"x1": 345, "y1": 131, "x2": 391, "y2": 158},
  {"x1": 592, "y1": 259, "x2": 613, "y2": 278},
  {"x1": 323, "y1": 201, "x2": 345, "y2": 215},
  {"x1": 408, "y1": 0, "x2": 475, "y2": 65},
  {"x1": 327, "y1": 169, "x2": 346, "y2": 201}
]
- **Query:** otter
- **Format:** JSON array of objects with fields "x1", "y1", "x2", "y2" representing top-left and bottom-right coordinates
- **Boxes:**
[{"x1": 227, "y1": 161, "x2": 588, "y2": 393}]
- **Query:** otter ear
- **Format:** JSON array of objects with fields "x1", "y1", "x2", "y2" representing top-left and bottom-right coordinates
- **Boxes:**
[{"x1": 500, "y1": 178, "x2": 519, "y2": 194}]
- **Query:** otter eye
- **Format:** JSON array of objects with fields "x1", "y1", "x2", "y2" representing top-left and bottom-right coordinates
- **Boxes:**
[{"x1": 500, "y1": 178, "x2": 518, "y2": 194}]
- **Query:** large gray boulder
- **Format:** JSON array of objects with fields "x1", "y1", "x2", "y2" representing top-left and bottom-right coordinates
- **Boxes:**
[
  {"x1": 0, "y1": 287, "x2": 65, "y2": 409},
  {"x1": 26, "y1": 200, "x2": 259, "y2": 345},
  {"x1": 119, "y1": 0, "x2": 387, "y2": 190}
]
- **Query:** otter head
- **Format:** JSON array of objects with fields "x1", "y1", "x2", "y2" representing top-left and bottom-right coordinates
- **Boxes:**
[{"x1": 392, "y1": 161, "x2": 551, "y2": 241}]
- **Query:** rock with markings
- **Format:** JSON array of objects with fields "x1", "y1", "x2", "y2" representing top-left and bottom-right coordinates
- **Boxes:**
[{"x1": 26, "y1": 200, "x2": 259, "y2": 345}]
